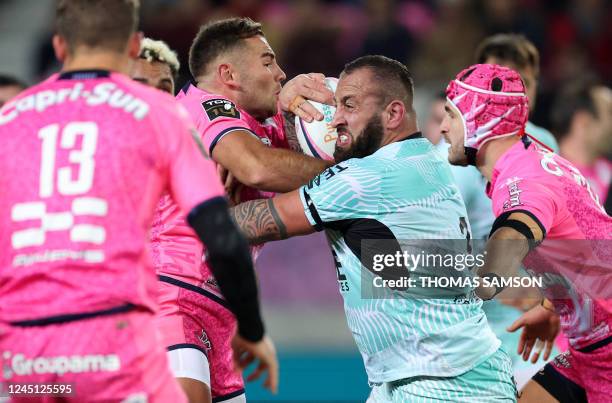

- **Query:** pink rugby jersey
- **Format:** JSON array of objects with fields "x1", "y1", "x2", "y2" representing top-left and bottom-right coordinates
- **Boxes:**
[
  {"x1": 0, "y1": 70, "x2": 224, "y2": 323},
  {"x1": 151, "y1": 83, "x2": 288, "y2": 292},
  {"x1": 488, "y1": 139, "x2": 612, "y2": 349}
]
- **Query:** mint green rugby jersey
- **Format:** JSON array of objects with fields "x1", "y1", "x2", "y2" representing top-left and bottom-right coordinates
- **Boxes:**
[{"x1": 298, "y1": 133, "x2": 500, "y2": 383}]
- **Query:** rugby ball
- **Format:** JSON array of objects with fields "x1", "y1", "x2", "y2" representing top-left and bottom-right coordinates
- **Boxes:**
[{"x1": 295, "y1": 77, "x2": 338, "y2": 160}]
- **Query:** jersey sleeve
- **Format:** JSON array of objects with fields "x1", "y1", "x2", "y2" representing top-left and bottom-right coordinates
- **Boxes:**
[
  {"x1": 298, "y1": 161, "x2": 380, "y2": 230},
  {"x1": 159, "y1": 103, "x2": 226, "y2": 213},
  {"x1": 490, "y1": 176, "x2": 557, "y2": 237},
  {"x1": 194, "y1": 97, "x2": 256, "y2": 155}
]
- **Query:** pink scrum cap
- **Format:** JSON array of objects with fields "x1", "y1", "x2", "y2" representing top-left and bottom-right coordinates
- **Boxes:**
[{"x1": 445, "y1": 63, "x2": 529, "y2": 154}]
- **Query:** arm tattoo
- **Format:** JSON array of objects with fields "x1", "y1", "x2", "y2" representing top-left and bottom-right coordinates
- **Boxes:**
[
  {"x1": 230, "y1": 199, "x2": 288, "y2": 244},
  {"x1": 282, "y1": 110, "x2": 303, "y2": 152}
]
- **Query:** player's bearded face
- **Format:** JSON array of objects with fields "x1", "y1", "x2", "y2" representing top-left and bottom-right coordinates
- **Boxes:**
[{"x1": 334, "y1": 113, "x2": 384, "y2": 163}]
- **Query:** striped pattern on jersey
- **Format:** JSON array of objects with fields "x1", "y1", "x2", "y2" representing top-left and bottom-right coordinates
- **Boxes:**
[{"x1": 299, "y1": 134, "x2": 500, "y2": 383}]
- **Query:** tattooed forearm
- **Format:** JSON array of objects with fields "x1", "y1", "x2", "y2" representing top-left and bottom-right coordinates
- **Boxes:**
[
  {"x1": 283, "y1": 110, "x2": 303, "y2": 152},
  {"x1": 230, "y1": 199, "x2": 288, "y2": 244}
]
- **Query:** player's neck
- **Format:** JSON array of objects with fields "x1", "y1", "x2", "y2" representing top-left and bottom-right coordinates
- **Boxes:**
[
  {"x1": 195, "y1": 79, "x2": 232, "y2": 100},
  {"x1": 476, "y1": 136, "x2": 520, "y2": 181},
  {"x1": 382, "y1": 122, "x2": 419, "y2": 146},
  {"x1": 560, "y1": 137, "x2": 596, "y2": 167},
  {"x1": 62, "y1": 52, "x2": 131, "y2": 75}
]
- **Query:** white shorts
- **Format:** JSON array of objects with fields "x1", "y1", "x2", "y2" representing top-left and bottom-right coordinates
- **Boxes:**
[{"x1": 167, "y1": 347, "x2": 211, "y2": 387}]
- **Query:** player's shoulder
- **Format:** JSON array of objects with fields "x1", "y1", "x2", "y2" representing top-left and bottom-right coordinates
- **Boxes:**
[
  {"x1": 115, "y1": 75, "x2": 192, "y2": 125},
  {"x1": 371, "y1": 136, "x2": 435, "y2": 162},
  {"x1": 0, "y1": 75, "x2": 55, "y2": 110},
  {"x1": 304, "y1": 159, "x2": 367, "y2": 192},
  {"x1": 178, "y1": 84, "x2": 244, "y2": 123},
  {"x1": 0, "y1": 76, "x2": 63, "y2": 126},
  {"x1": 370, "y1": 137, "x2": 447, "y2": 178},
  {"x1": 114, "y1": 73, "x2": 176, "y2": 110},
  {"x1": 491, "y1": 149, "x2": 554, "y2": 205},
  {"x1": 498, "y1": 141, "x2": 550, "y2": 179}
]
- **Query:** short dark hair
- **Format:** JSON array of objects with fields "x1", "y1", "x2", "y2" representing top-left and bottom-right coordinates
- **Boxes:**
[
  {"x1": 550, "y1": 80, "x2": 599, "y2": 140},
  {"x1": 475, "y1": 33, "x2": 540, "y2": 77},
  {"x1": 342, "y1": 55, "x2": 414, "y2": 108},
  {"x1": 189, "y1": 17, "x2": 264, "y2": 79},
  {"x1": 56, "y1": 0, "x2": 139, "y2": 53},
  {"x1": 0, "y1": 74, "x2": 27, "y2": 90}
]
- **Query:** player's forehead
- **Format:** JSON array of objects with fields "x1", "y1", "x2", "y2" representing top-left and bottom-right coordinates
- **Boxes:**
[
  {"x1": 592, "y1": 86, "x2": 612, "y2": 114},
  {"x1": 429, "y1": 99, "x2": 446, "y2": 116},
  {"x1": 336, "y1": 69, "x2": 378, "y2": 102},
  {"x1": 243, "y1": 35, "x2": 275, "y2": 58},
  {"x1": 485, "y1": 57, "x2": 534, "y2": 81},
  {"x1": 132, "y1": 59, "x2": 172, "y2": 80}
]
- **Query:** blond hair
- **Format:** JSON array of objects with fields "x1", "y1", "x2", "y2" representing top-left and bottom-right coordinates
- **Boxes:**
[{"x1": 139, "y1": 37, "x2": 180, "y2": 78}]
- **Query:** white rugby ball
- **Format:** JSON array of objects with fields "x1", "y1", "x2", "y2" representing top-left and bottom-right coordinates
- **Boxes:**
[{"x1": 295, "y1": 77, "x2": 338, "y2": 160}]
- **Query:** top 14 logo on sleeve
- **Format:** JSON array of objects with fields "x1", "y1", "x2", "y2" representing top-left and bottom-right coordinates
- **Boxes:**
[{"x1": 202, "y1": 99, "x2": 240, "y2": 121}]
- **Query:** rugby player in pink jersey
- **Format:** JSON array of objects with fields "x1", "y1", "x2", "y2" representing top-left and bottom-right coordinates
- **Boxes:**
[
  {"x1": 0, "y1": 1, "x2": 271, "y2": 401},
  {"x1": 151, "y1": 17, "x2": 334, "y2": 403},
  {"x1": 130, "y1": 37, "x2": 180, "y2": 95},
  {"x1": 441, "y1": 63, "x2": 612, "y2": 402},
  {"x1": 552, "y1": 82, "x2": 612, "y2": 206}
]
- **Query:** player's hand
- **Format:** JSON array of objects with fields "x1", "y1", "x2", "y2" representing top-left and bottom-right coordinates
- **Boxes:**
[
  {"x1": 497, "y1": 284, "x2": 543, "y2": 311},
  {"x1": 232, "y1": 334, "x2": 279, "y2": 394},
  {"x1": 279, "y1": 73, "x2": 334, "y2": 123},
  {"x1": 507, "y1": 302, "x2": 560, "y2": 363},
  {"x1": 216, "y1": 164, "x2": 241, "y2": 206}
]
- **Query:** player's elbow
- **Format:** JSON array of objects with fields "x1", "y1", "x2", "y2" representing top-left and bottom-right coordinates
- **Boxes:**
[
  {"x1": 240, "y1": 163, "x2": 269, "y2": 189},
  {"x1": 475, "y1": 284, "x2": 496, "y2": 301}
]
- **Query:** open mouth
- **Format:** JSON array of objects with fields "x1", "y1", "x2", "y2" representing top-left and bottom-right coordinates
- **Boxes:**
[{"x1": 336, "y1": 130, "x2": 352, "y2": 147}]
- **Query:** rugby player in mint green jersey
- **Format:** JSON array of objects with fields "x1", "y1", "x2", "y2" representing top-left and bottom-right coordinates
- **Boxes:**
[{"x1": 229, "y1": 55, "x2": 517, "y2": 402}]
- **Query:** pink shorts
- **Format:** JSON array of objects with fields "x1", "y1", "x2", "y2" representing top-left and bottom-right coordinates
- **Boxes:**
[
  {"x1": 156, "y1": 277, "x2": 244, "y2": 402},
  {"x1": 0, "y1": 310, "x2": 187, "y2": 403},
  {"x1": 533, "y1": 336, "x2": 612, "y2": 403}
]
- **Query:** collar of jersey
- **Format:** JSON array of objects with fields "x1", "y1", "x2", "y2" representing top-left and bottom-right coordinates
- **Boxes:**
[
  {"x1": 58, "y1": 69, "x2": 111, "y2": 80},
  {"x1": 488, "y1": 139, "x2": 532, "y2": 198}
]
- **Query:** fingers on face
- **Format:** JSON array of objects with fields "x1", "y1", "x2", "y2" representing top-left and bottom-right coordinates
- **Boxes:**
[
  {"x1": 306, "y1": 72, "x2": 326, "y2": 83},
  {"x1": 301, "y1": 80, "x2": 334, "y2": 105},
  {"x1": 290, "y1": 96, "x2": 317, "y2": 122},
  {"x1": 300, "y1": 101, "x2": 323, "y2": 121},
  {"x1": 289, "y1": 95, "x2": 307, "y2": 114}
]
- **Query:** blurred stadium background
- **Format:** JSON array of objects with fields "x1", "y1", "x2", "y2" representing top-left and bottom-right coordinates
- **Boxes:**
[{"x1": 1, "y1": 0, "x2": 610, "y2": 401}]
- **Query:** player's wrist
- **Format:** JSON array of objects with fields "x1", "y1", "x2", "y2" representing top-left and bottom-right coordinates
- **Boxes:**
[
  {"x1": 540, "y1": 298, "x2": 555, "y2": 312},
  {"x1": 237, "y1": 312, "x2": 265, "y2": 342}
]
